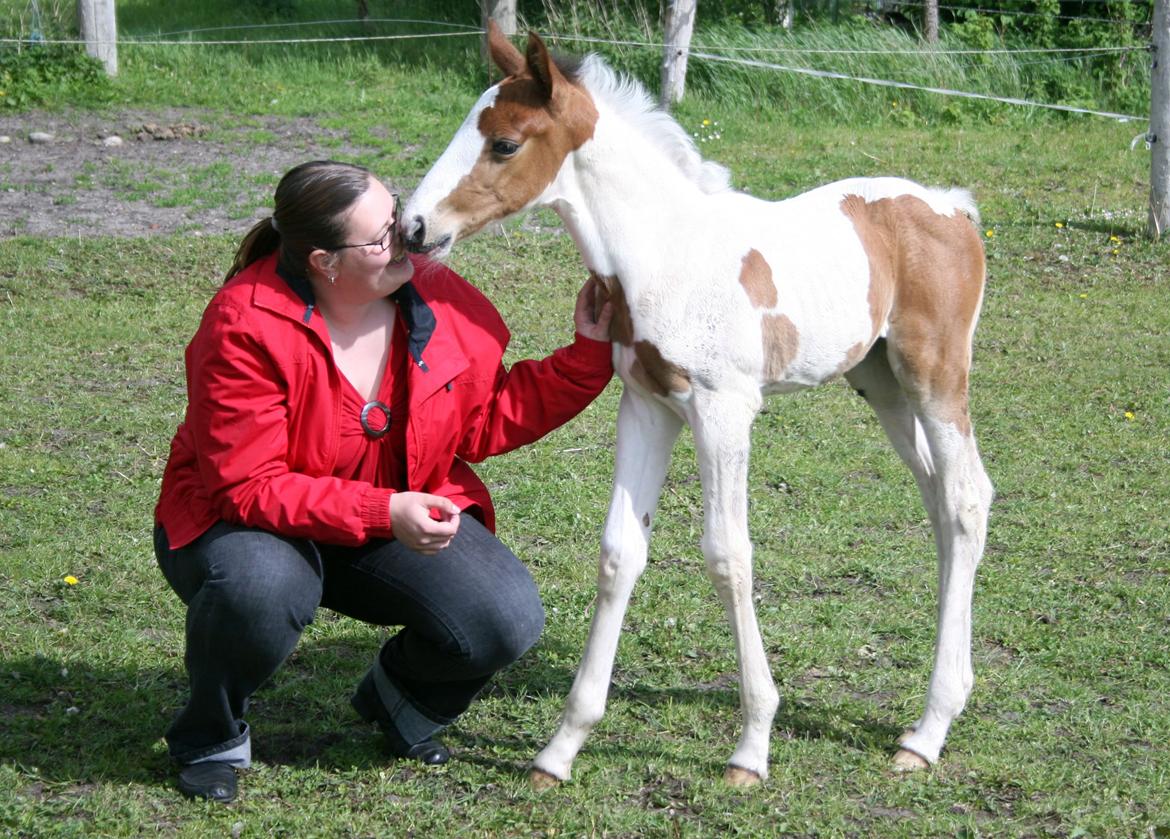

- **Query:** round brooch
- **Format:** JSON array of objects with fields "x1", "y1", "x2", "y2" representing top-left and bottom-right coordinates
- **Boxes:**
[{"x1": 360, "y1": 400, "x2": 392, "y2": 439}]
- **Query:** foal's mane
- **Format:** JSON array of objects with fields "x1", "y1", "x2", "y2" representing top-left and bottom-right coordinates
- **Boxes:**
[{"x1": 565, "y1": 52, "x2": 732, "y2": 195}]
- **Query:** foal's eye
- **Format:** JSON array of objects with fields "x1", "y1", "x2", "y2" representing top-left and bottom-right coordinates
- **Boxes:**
[{"x1": 491, "y1": 139, "x2": 520, "y2": 157}]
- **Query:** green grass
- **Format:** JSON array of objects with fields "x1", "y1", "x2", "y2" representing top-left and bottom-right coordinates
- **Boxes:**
[{"x1": 2, "y1": 114, "x2": 1168, "y2": 835}]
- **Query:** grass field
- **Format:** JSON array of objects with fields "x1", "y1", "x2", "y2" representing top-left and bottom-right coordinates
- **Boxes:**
[{"x1": 2, "y1": 6, "x2": 1169, "y2": 838}]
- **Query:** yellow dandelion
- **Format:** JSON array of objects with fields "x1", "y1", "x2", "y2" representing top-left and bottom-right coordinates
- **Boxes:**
[
  {"x1": 985, "y1": 229, "x2": 995, "y2": 238},
  {"x1": 1124, "y1": 411, "x2": 1135, "y2": 421},
  {"x1": 1111, "y1": 248, "x2": 1120, "y2": 255},
  {"x1": 1109, "y1": 235, "x2": 1120, "y2": 243},
  {"x1": 1055, "y1": 222, "x2": 1064, "y2": 229},
  {"x1": 702, "y1": 118, "x2": 711, "y2": 126},
  {"x1": 63, "y1": 575, "x2": 79, "y2": 586},
  {"x1": 1079, "y1": 293, "x2": 1088, "y2": 299}
]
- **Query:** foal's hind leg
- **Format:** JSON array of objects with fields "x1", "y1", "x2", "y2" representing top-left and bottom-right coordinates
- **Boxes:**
[
  {"x1": 531, "y1": 388, "x2": 683, "y2": 787},
  {"x1": 845, "y1": 340, "x2": 993, "y2": 768},
  {"x1": 897, "y1": 400, "x2": 992, "y2": 767},
  {"x1": 845, "y1": 341, "x2": 940, "y2": 536},
  {"x1": 690, "y1": 390, "x2": 779, "y2": 785}
]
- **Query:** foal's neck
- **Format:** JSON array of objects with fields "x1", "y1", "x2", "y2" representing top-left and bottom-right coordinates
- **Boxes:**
[{"x1": 557, "y1": 115, "x2": 709, "y2": 291}]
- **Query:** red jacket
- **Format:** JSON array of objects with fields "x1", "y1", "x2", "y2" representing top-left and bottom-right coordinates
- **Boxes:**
[{"x1": 155, "y1": 253, "x2": 613, "y2": 549}]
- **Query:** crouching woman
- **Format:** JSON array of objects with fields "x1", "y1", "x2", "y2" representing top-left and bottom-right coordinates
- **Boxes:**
[{"x1": 153, "y1": 160, "x2": 613, "y2": 802}]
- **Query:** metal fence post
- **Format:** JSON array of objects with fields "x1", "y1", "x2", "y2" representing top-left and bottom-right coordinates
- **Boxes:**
[{"x1": 1150, "y1": 0, "x2": 1169, "y2": 239}]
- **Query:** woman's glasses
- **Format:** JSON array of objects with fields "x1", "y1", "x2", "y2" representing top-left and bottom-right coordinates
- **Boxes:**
[{"x1": 333, "y1": 193, "x2": 401, "y2": 253}]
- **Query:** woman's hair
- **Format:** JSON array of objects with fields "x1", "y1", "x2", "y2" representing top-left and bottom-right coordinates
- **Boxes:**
[{"x1": 224, "y1": 160, "x2": 374, "y2": 282}]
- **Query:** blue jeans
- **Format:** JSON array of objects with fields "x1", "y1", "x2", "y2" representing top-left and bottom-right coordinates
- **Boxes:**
[{"x1": 154, "y1": 516, "x2": 544, "y2": 767}]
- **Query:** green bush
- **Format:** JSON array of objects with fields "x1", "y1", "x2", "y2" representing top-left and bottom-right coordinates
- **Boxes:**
[{"x1": 0, "y1": 45, "x2": 112, "y2": 109}]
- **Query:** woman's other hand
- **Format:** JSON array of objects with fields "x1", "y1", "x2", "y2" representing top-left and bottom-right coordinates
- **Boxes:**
[
  {"x1": 389, "y1": 492, "x2": 461, "y2": 555},
  {"x1": 574, "y1": 275, "x2": 614, "y2": 342}
]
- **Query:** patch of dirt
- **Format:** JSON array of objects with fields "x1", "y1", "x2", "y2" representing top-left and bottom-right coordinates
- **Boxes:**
[{"x1": 0, "y1": 108, "x2": 382, "y2": 238}]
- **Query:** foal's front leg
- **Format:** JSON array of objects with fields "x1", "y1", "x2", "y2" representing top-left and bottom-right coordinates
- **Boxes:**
[
  {"x1": 690, "y1": 390, "x2": 778, "y2": 786},
  {"x1": 531, "y1": 388, "x2": 683, "y2": 788}
]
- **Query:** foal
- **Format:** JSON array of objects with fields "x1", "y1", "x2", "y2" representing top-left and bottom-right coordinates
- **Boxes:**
[{"x1": 404, "y1": 24, "x2": 993, "y2": 787}]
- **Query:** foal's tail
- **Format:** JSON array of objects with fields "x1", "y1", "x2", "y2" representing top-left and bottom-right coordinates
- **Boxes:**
[{"x1": 939, "y1": 187, "x2": 981, "y2": 227}]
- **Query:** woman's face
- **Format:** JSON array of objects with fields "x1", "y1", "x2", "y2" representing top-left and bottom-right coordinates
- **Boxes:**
[{"x1": 329, "y1": 177, "x2": 414, "y2": 300}]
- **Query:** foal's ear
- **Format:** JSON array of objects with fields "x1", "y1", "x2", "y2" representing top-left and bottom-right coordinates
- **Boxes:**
[
  {"x1": 525, "y1": 30, "x2": 562, "y2": 102},
  {"x1": 487, "y1": 19, "x2": 525, "y2": 78}
]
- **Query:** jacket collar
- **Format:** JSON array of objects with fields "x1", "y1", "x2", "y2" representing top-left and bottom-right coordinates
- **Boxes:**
[
  {"x1": 264, "y1": 255, "x2": 439, "y2": 370},
  {"x1": 390, "y1": 282, "x2": 436, "y2": 372},
  {"x1": 248, "y1": 254, "x2": 470, "y2": 402}
]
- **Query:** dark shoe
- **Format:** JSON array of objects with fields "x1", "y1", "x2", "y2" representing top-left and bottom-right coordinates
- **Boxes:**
[
  {"x1": 177, "y1": 761, "x2": 237, "y2": 803},
  {"x1": 398, "y1": 737, "x2": 450, "y2": 765},
  {"x1": 351, "y1": 670, "x2": 451, "y2": 765}
]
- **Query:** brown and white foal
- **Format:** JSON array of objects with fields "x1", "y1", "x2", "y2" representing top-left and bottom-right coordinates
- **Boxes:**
[{"x1": 404, "y1": 24, "x2": 993, "y2": 787}]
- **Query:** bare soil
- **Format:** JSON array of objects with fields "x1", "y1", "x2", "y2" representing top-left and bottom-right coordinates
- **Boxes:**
[{"x1": 0, "y1": 108, "x2": 381, "y2": 238}]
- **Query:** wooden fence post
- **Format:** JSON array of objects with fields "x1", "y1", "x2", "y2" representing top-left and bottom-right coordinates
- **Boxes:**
[
  {"x1": 77, "y1": 0, "x2": 117, "y2": 77},
  {"x1": 924, "y1": 0, "x2": 939, "y2": 44},
  {"x1": 661, "y1": 0, "x2": 698, "y2": 110},
  {"x1": 1149, "y1": 0, "x2": 1169, "y2": 240},
  {"x1": 481, "y1": 0, "x2": 517, "y2": 35}
]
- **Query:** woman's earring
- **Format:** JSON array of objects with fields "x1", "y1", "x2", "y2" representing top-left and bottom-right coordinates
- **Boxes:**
[{"x1": 328, "y1": 275, "x2": 336, "y2": 286}]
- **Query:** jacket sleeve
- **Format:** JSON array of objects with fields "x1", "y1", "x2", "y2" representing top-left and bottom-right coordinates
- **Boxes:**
[
  {"x1": 187, "y1": 302, "x2": 394, "y2": 545},
  {"x1": 455, "y1": 331, "x2": 614, "y2": 463}
]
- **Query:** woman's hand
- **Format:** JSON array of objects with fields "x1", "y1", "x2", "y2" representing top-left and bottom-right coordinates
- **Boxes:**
[
  {"x1": 573, "y1": 275, "x2": 615, "y2": 342},
  {"x1": 389, "y1": 492, "x2": 461, "y2": 555}
]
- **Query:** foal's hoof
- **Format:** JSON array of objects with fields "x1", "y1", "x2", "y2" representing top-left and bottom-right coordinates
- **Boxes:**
[
  {"x1": 529, "y1": 768, "x2": 562, "y2": 791},
  {"x1": 723, "y1": 765, "x2": 762, "y2": 787},
  {"x1": 891, "y1": 748, "x2": 930, "y2": 772}
]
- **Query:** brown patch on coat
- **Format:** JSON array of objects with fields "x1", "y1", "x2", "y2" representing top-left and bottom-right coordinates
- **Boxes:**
[
  {"x1": 761, "y1": 313, "x2": 801, "y2": 382},
  {"x1": 591, "y1": 274, "x2": 688, "y2": 398},
  {"x1": 632, "y1": 340, "x2": 691, "y2": 397},
  {"x1": 592, "y1": 272, "x2": 634, "y2": 346},
  {"x1": 839, "y1": 193, "x2": 985, "y2": 435},
  {"x1": 739, "y1": 248, "x2": 777, "y2": 309}
]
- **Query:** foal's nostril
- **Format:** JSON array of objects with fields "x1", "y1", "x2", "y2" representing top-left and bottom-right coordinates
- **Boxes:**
[{"x1": 405, "y1": 216, "x2": 426, "y2": 252}]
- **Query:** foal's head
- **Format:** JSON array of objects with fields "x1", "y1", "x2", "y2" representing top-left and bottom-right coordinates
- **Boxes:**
[{"x1": 403, "y1": 23, "x2": 598, "y2": 259}]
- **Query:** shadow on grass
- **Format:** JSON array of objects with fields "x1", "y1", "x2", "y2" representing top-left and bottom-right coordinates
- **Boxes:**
[
  {"x1": 1063, "y1": 218, "x2": 1144, "y2": 238},
  {"x1": 0, "y1": 638, "x2": 387, "y2": 788},
  {"x1": 466, "y1": 639, "x2": 907, "y2": 778},
  {"x1": 1, "y1": 633, "x2": 903, "y2": 789}
]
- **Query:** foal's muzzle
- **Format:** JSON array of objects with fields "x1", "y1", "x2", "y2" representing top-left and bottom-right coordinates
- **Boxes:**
[
  {"x1": 404, "y1": 216, "x2": 426, "y2": 252},
  {"x1": 404, "y1": 216, "x2": 451, "y2": 256}
]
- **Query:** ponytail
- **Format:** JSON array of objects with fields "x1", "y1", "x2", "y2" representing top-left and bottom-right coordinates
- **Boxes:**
[
  {"x1": 225, "y1": 217, "x2": 281, "y2": 282},
  {"x1": 224, "y1": 161, "x2": 375, "y2": 284}
]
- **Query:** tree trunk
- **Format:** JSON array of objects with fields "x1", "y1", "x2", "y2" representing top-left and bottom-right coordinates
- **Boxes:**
[
  {"x1": 660, "y1": 0, "x2": 698, "y2": 109},
  {"x1": 77, "y1": 0, "x2": 117, "y2": 76},
  {"x1": 1149, "y1": 0, "x2": 1170, "y2": 239}
]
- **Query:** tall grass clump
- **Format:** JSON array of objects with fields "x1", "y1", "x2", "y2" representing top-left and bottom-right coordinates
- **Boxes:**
[
  {"x1": 0, "y1": 0, "x2": 490, "y2": 113},
  {"x1": 528, "y1": 2, "x2": 1148, "y2": 126},
  {"x1": 673, "y1": 20, "x2": 1144, "y2": 125},
  {"x1": 117, "y1": 0, "x2": 486, "y2": 72}
]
